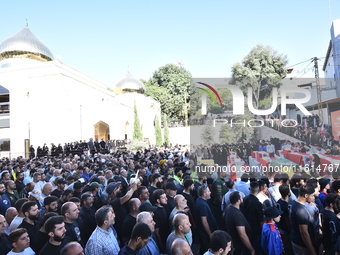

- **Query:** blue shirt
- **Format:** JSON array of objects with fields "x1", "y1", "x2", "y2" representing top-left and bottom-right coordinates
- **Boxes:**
[
  {"x1": 137, "y1": 236, "x2": 160, "y2": 255},
  {"x1": 0, "y1": 194, "x2": 11, "y2": 215},
  {"x1": 235, "y1": 181, "x2": 250, "y2": 196}
]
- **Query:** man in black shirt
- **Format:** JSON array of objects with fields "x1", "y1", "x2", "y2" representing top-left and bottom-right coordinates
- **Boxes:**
[
  {"x1": 242, "y1": 181, "x2": 263, "y2": 255},
  {"x1": 277, "y1": 184, "x2": 293, "y2": 255},
  {"x1": 122, "y1": 198, "x2": 141, "y2": 244},
  {"x1": 14, "y1": 172, "x2": 25, "y2": 194},
  {"x1": 51, "y1": 179, "x2": 66, "y2": 199},
  {"x1": 289, "y1": 184, "x2": 316, "y2": 255},
  {"x1": 61, "y1": 201, "x2": 84, "y2": 247},
  {"x1": 153, "y1": 189, "x2": 170, "y2": 254},
  {"x1": 78, "y1": 193, "x2": 96, "y2": 244},
  {"x1": 148, "y1": 173, "x2": 162, "y2": 205},
  {"x1": 18, "y1": 201, "x2": 40, "y2": 251},
  {"x1": 224, "y1": 191, "x2": 254, "y2": 255},
  {"x1": 321, "y1": 193, "x2": 338, "y2": 255},
  {"x1": 38, "y1": 216, "x2": 66, "y2": 255}
]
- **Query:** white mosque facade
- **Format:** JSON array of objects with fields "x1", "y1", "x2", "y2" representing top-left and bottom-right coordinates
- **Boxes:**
[{"x1": 0, "y1": 27, "x2": 161, "y2": 158}]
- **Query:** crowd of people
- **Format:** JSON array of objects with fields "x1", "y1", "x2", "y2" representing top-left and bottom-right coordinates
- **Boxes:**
[{"x1": 0, "y1": 137, "x2": 339, "y2": 255}]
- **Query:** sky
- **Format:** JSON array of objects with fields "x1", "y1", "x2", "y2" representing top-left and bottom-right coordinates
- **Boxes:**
[{"x1": 0, "y1": 0, "x2": 339, "y2": 89}]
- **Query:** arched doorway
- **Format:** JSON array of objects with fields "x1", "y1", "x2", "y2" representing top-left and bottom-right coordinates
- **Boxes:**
[{"x1": 94, "y1": 121, "x2": 110, "y2": 141}]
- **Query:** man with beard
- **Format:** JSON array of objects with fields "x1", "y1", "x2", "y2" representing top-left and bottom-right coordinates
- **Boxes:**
[
  {"x1": 107, "y1": 181, "x2": 137, "y2": 244},
  {"x1": 62, "y1": 202, "x2": 84, "y2": 247},
  {"x1": 4, "y1": 184, "x2": 17, "y2": 207},
  {"x1": 78, "y1": 193, "x2": 96, "y2": 243},
  {"x1": 15, "y1": 172, "x2": 25, "y2": 194},
  {"x1": 224, "y1": 191, "x2": 254, "y2": 255},
  {"x1": 137, "y1": 186, "x2": 150, "y2": 204},
  {"x1": 18, "y1": 201, "x2": 40, "y2": 250},
  {"x1": 196, "y1": 186, "x2": 218, "y2": 255},
  {"x1": 148, "y1": 173, "x2": 162, "y2": 205},
  {"x1": 40, "y1": 196, "x2": 58, "y2": 219},
  {"x1": 85, "y1": 205, "x2": 120, "y2": 255},
  {"x1": 119, "y1": 223, "x2": 151, "y2": 255},
  {"x1": 38, "y1": 216, "x2": 67, "y2": 255},
  {"x1": 153, "y1": 189, "x2": 170, "y2": 254},
  {"x1": 0, "y1": 182, "x2": 11, "y2": 216}
]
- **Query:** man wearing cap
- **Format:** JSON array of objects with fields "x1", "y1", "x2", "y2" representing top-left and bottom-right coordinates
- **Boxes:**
[
  {"x1": 261, "y1": 206, "x2": 283, "y2": 255},
  {"x1": 319, "y1": 178, "x2": 331, "y2": 207},
  {"x1": 51, "y1": 178, "x2": 66, "y2": 198},
  {"x1": 89, "y1": 182, "x2": 103, "y2": 210},
  {"x1": 148, "y1": 173, "x2": 162, "y2": 205},
  {"x1": 165, "y1": 182, "x2": 178, "y2": 212}
]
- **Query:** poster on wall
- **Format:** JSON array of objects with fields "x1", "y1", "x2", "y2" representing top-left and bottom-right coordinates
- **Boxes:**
[{"x1": 331, "y1": 110, "x2": 340, "y2": 141}]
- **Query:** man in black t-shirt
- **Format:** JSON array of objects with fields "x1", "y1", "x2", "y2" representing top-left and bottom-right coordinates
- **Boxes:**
[
  {"x1": 322, "y1": 193, "x2": 338, "y2": 255},
  {"x1": 153, "y1": 189, "x2": 170, "y2": 254},
  {"x1": 17, "y1": 201, "x2": 40, "y2": 251},
  {"x1": 224, "y1": 191, "x2": 254, "y2": 255},
  {"x1": 61, "y1": 202, "x2": 84, "y2": 247},
  {"x1": 289, "y1": 185, "x2": 316, "y2": 255},
  {"x1": 242, "y1": 182, "x2": 263, "y2": 255},
  {"x1": 38, "y1": 216, "x2": 66, "y2": 255}
]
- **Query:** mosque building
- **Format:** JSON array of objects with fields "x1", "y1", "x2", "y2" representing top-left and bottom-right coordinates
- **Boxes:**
[{"x1": 0, "y1": 26, "x2": 161, "y2": 158}]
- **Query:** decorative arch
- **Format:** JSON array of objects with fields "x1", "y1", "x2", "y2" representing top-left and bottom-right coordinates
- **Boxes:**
[
  {"x1": 94, "y1": 121, "x2": 110, "y2": 141},
  {"x1": 124, "y1": 121, "x2": 130, "y2": 140}
]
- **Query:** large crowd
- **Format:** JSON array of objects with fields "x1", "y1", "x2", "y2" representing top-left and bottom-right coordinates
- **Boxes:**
[{"x1": 0, "y1": 137, "x2": 340, "y2": 255}]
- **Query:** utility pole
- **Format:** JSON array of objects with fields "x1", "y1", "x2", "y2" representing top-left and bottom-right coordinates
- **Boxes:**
[{"x1": 314, "y1": 57, "x2": 323, "y2": 124}]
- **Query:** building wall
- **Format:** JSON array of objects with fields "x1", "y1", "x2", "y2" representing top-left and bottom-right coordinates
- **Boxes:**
[
  {"x1": 331, "y1": 19, "x2": 340, "y2": 97},
  {"x1": 0, "y1": 59, "x2": 161, "y2": 157}
]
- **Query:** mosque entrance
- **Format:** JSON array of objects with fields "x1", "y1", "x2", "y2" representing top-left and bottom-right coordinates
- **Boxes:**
[{"x1": 94, "y1": 121, "x2": 110, "y2": 141}]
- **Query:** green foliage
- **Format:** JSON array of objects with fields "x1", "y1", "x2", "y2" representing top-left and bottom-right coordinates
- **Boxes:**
[
  {"x1": 145, "y1": 64, "x2": 200, "y2": 123},
  {"x1": 204, "y1": 88, "x2": 233, "y2": 115},
  {"x1": 155, "y1": 116, "x2": 163, "y2": 147},
  {"x1": 133, "y1": 102, "x2": 143, "y2": 141},
  {"x1": 126, "y1": 140, "x2": 148, "y2": 153},
  {"x1": 219, "y1": 110, "x2": 255, "y2": 143},
  {"x1": 201, "y1": 120, "x2": 215, "y2": 145},
  {"x1": 231, "y1": 45, "x2": 288, "y2": 109},
  {"x1": 162, "y1": 114, "x2": 170, "y2": 146}
]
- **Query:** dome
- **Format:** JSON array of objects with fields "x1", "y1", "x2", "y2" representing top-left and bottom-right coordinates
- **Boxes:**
[
  {"x1": 115, "y1": 73, "x2": 146, "y2": 95},
  {"x1": 0, "y1": 27, "x2": 54, "y2": 62}
]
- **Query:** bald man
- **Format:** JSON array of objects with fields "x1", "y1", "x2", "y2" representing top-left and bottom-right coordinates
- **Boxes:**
[
  {"x1": 166, "y1": 213, "x2": 192, "y2": 255},
  {"x1": 60, "y1": 241, "x2": 84, "y2": 255},
  {"x1": 170, "y1": 238, "x2": 193, "y2": 255},
  {"x1": 5, "y1": 207, "x2": 17, "y2": 234}
]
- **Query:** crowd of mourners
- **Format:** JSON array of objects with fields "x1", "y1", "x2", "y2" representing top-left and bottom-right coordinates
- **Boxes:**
[{"x1": 0, "y1": 137, "x2": 339, "y2": 255}]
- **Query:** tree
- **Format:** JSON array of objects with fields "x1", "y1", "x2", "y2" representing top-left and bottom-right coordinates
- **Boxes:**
[
  {"x1": 201, "y1": 119, "x2": 215, "y2": 145},
  {"x1": 133, "y1": 102, "x2": 143, "y2": 141},
  {"x1": 145, "y1": 64, "x2": 200, "y2": 124},
  {"x1": 231, "y1": 45, "x2": 288, "y2": 110},
  {"x1": 219, "y1": 110, "x2": 255, "y2": 143},
  {"x1": 155, "y1": 115, "x2": 163, "y2": 147},
  {"x1": 162, "y1": 114, "x2": 170, "y2": 146}
]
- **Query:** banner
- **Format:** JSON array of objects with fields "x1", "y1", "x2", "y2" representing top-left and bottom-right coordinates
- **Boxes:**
[{"x1": 331, "y1": 110, "x2": 340, "y2": 141}]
